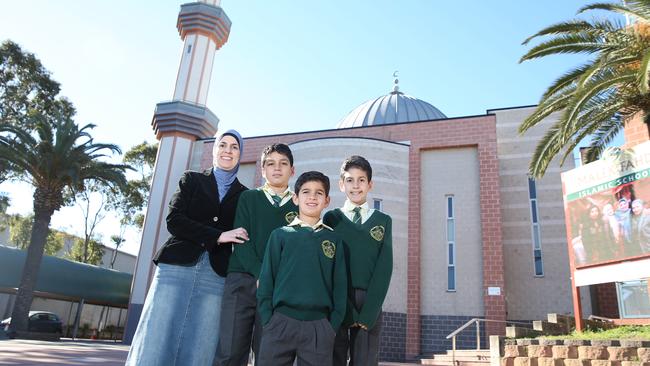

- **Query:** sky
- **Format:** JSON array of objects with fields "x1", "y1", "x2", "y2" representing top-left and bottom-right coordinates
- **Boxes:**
[{"x1": 0, "y1": 0, "x2": 617, "y2": 255}]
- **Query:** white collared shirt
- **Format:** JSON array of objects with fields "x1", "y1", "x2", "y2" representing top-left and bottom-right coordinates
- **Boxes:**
[
  {"x1": 341, "y1": 199, "x2": 374, "y2": 224},
  {"x1": 260, "y1": 183, "x2": 293, "y2": 207},
  {"x1": 288, "y1": 217, "x2": 333, "y2": 232}
]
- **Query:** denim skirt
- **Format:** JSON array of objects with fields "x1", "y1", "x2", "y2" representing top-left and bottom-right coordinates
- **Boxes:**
[{"x1": 126, "y1": 252, "x2": 226, "y2": 366}]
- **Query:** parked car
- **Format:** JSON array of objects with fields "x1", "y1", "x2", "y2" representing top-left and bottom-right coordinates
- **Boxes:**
[{"x1": 1, "y1": 311, "x2": 63, "y2": 337}]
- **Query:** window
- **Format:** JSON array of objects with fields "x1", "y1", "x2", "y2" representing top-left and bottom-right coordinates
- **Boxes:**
[
  {"x1": 617, "y1": 280, "x2": 650, "y2": 318},
  {"x1": 446, "y1": 195, "x2": 456, "y2": 291},
  {"x1": 187, "y1": 44, "x2": 192, "y2": 54},
  {"x1": 528, "y1": 177, "x2": 544, "y2": 276},
  {"x1": 373, "y1": 198, "x2": 382, "y2": 211}
]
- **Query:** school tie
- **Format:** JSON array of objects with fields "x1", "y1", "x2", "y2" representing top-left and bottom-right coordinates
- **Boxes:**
[
  {"x1": 271, "y1": 194, "x2": 282, "y2": 207},
  {"x1": 352, "y1": 207, "x2": 362, "y2": 224}
]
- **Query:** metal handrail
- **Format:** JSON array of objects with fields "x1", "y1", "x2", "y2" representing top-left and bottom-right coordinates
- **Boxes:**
[{"x1": 445, "y1": 318, "x2": 533, "y2": 366}]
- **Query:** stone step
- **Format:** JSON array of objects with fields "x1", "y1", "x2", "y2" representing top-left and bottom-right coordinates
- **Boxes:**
[
  {"x1": 532, "y1": 320, "x2": 567, "y2": 335},
  {"x1": 505, "y1": 326, "x2": 542, "y2": 338},
  {"x1": 431, "y1": 354, "x2": 491, "y2": 362},
  {"x1": 445, "y1": 350, "x2": 491, "y2": 357},
  {"x1": 420, "y1": 359, "x2": 489, "y2": 366},
  {"x1": 420, "y1": 349, "x2": 492, "y2": 366},
  {"x1": 547, "y1": 313, "x2": 575, "y2": 330},
  {"x1": 546, "y1": 313, "x2": 617, "y2": 332}
]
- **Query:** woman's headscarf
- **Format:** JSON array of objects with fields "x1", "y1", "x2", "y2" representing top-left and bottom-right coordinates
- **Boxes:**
[{"x1": 213, "y1": 129, "x2": 243, "y2": 201}]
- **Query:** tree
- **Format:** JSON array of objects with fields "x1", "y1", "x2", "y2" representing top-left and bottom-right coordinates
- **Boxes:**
[
  {"x1": 0, "y1": 41, "x2": 61, "y2": 183},
  {"x1": 109, "y1": 235, "x2": 125, "y2": 269},
  {"x1": 65, "y1": 236, "x2": 103, "y2": 265},
  {"x1": 8, "y1": 214, "x2": 64, "y2": 256},
  {"x1": 0, "y1": 40, "x2": 60, "y2": 124},
  {"x1": 106, "y1": 141, "x2": 157, "y2": 252},
  {"x1": 518, "y1": 0, "x2": 650, "y2": 177},
  {"x1": 0, "y1": 106, "x2": 130, "y2": 335},
  {"x1": 73, "y1": 181, "x2": 109, "y2": 263},
  {"x1": 120, "y1": 141, "x2": 157, "y2": 228}
]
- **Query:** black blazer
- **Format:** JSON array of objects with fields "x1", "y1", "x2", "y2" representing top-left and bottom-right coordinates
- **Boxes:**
[{"x1": 153, "y1": 169, "x2": 247, "y2": 277}]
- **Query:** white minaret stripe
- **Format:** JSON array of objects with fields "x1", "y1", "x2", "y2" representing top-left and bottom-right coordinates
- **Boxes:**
[
  {"x1": 184, "y1": 35, "x2": 214, "y2": 104},
  {"x1": 173, "y1": 34, "x2": 198, "y2": 101},
  {"x1": 196, "y1": 40, "x2": 216, "y2": 104}
]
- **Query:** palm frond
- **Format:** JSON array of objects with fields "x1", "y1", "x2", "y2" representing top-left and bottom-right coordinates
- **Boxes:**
[
  {"x1": 637, "y1": 48, "x2": 650, "y2": 93},
  {"x1": 585, "y1": 118, "x2": 626, "y2": 162},
  {"x1": 522, "y1": 20, "x2": 596, "y2": 45},
  {"x1": 579, "y1": 2, "x2": 650, "y2": 23},
  {"x1": 557, "y1": 99, "x2": 626, "y2": 164},
  {"x1": 518, "y1": 93, "x2": 574, "y2": 133},
  {"x1": 528, "y1": 123, "x2": 566, "y2": 178},
  {"x1": 520, "y1": 35, "x2": 613, "y2": 62},
  {"x1": 541, "y1": 63, "x2": 595, "y2": 99},
  {"x1": 562, "y1": 72, "x2": 635, "y2": 140}
]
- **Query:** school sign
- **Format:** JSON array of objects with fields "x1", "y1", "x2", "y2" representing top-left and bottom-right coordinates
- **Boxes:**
[{"x1": 561, "y1": 142, "x2": 650, "y2": 328}]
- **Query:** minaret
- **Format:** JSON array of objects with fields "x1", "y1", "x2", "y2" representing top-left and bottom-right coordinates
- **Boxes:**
[{"x1": 123, "y1": 0, "x2": 231, "y2": 344}]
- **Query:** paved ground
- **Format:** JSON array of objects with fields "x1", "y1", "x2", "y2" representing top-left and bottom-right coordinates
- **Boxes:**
[
  {"x1": 0, "y1": 338, "x2": 417, "y2": 365},
  {"x1": 0, "y1": 339, "x2": 128, "y2": 366}
]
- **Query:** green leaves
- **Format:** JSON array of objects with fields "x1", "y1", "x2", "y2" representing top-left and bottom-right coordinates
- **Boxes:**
[
  {"x1": 520, "y1": 1, "x2": 650, "y2": 177},
  {"x1": 0, "y1": 41, "x2": 61, "y2": 128}
]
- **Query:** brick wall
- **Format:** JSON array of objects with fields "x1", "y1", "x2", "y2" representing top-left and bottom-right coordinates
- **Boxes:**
[
  {"x1": 379, "y1": 311, "x2": 407, "y2": 362},
  {"x1": 592, "y1": 283, "x2": 620, "y2": 319},
  {"x1": 420, "y1": 315, "x2": 487, "y2": 355},
  {"x1": 624, "y1": 112, "x2": 650, "y2": 148}
]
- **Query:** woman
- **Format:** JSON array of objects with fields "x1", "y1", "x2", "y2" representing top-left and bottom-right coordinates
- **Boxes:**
[
  {"x1": 580, "y1": 204, "x2": 613, "y2": 263},
  {"x1": 630, "y1": 199, "x2": 649, "y2": 256},
  {"x1": 126, "y1": 130, "x2": 249, "y2": 366}
]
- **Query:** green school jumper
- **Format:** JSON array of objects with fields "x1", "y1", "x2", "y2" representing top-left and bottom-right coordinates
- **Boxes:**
[
  {"x1": 257, "y1": 225, "x2": 348, "y2": 330},
  {"x1": 323, "y1": 208, "x2": 393, "y2": 329},
  {"x1": 228, "y1": 189, "x2": 298, "y2": 278}
]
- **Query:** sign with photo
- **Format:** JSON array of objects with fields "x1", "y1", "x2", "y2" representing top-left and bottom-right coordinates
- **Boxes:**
[{"x1": 562, "y1": 142, "x2": 650, "y2": 277}]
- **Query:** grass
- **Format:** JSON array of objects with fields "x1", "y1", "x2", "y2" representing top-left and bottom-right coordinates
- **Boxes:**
[{"x1": 540, "y1": 325, "x2": 650, "y2": 340}]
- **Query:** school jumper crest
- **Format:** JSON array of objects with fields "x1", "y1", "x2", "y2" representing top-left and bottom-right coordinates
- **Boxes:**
[
  {"x1": 321, "y1": 240, "x2": 336, "y2": 259},
  {"x1": 370, "y1": 225, "x2": 385, "y2": 241},
  {"x1": 285, "y1": 211, "x2": 298, "y2": 224}
]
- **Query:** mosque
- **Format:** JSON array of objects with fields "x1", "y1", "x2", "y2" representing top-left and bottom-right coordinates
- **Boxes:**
[{"x1": 124, "y1": 0, "x2": 600, "y2": 362}]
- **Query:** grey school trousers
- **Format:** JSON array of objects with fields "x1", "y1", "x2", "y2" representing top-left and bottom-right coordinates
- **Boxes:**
[
  {"x1": 332, "y1": 289, "x2": 383, "y2": 366},
  {"x1": 258, "y1": 312, "x2": 336, "y2": 366},
  {"x1": 214, "y1": 272, "x2": 262, "y2": 366}
]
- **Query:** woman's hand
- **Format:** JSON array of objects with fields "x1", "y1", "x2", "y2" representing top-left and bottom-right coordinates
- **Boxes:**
[{"x1": 217, "y1": 227, "x2": 249, "y2": 244}]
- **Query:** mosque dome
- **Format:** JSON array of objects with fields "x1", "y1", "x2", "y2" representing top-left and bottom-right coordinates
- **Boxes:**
[{"x1": 336, "y1": 74, "x2": 447, "y2": 128}]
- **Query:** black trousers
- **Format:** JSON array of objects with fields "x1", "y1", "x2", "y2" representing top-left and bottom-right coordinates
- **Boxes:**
[
  {"x1": 332, "y1": 289, "x2": 382, "y2": 366},
  {"x1": 214, "y1": 272, "x2": 262, "y2": 366}
]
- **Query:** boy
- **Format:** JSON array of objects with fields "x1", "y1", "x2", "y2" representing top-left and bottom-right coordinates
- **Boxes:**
[
  {"x1": 257, "y1": 171, "x2": 348, "y2": 366},
  {"x1": 325, "y1": 155, "x2": 393, "y2": 366},
  {"x1": 215, "y1": 143, "x2": 298, "y2": 366}
]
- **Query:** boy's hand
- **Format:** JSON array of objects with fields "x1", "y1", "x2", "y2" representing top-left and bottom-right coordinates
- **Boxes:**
[{"x1": 217, "y1": 227, "x2": 249, "y2": 244}]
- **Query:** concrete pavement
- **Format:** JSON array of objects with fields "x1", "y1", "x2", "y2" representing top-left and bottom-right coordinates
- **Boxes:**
[
  {"x1": 0, "y1": 338, "x2": 417, "y2": 365},
  {"x1": 0, "y1": 339, "x2": 128, "y2": 365}
]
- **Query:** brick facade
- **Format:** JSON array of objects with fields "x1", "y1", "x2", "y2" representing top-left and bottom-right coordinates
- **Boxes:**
[
  {"x1": 623, "y1": 112, "x2": 650, "y2": 149},
  {"x1": 591, "y1": 283, "x2": 620, "y2": 319},
  {"x1": 201, "y1": 115, "x2": 506, "y2": 359},
  {"x1": 379, "y1": 311, "x2": 407, "y2": 362},
  {"x1": 420, "y1": 315, "x2": 487, "y2": 355}
]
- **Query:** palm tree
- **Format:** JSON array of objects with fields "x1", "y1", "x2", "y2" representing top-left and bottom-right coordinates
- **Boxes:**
[
  {"x1": 0, "y1": 104, "x2": 130, "y2": 335},
  {"x1": 519, "y1": 0, "x2": 650, "y2": 178}
]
